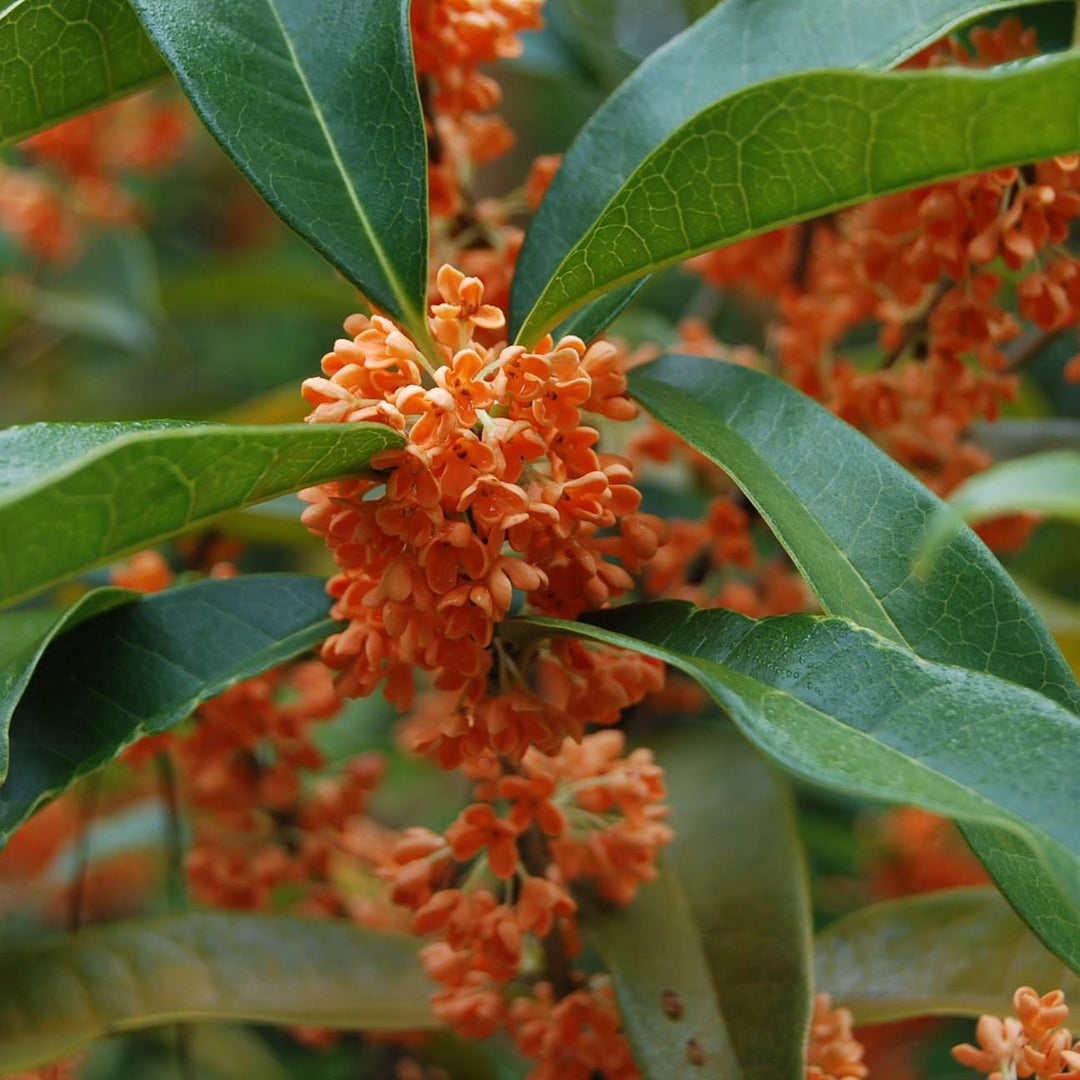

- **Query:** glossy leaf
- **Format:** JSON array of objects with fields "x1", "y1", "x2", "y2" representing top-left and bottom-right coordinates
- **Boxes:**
[
  {"x1": 510, "y1": 0, "x2": 1051, "y2": 339},
  {"x1": 660, "y1": 726, "x2": 813, "y2": 1080},
  {"x1": 0, "y1": 419, "x2": 401, "y2": 607},
  {"x1": 816, "y1": 888, "x2": 1080, "y2": 1023},
  {"x1": 0, "y1": 0, "x2": 166, "y2": 148},
  {"x1": 522, "y1": 601, "x2": 1080, "y2": 881},
  {"x1": 130, "y1": 0, "x2": 430, "y2": 339},
  {"x1": 0, "y1": 588, "x2": 135, "y2": 784},
  {"x1": 628, "y1": 354, "x2": 1080, "y2": 970},
  {"x1": 0, "y1": 912, "x2": 434, "y2": 1071},
  {"x1": 0, "y1": 575, "x2": 339, "y2": 845},
  {"x1": 516, "y1": 52, "x2": 1080, "y2": 345},
  {"x1": 586, "y1": 864, "x2": 742, "y2": 1080}
]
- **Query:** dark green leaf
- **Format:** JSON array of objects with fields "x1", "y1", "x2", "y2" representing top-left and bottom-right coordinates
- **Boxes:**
[
  {"x1": 816, "y1": 888, "x2": 1080, "y2": 1023},
  {"x1": 0, "y1": 912, "x2": 434, "y2": 1072},
  {"x1": 0, "y1": 420, "x2": 401, "y2": 607},
  {"x1": 0, "y1": 574, "x2": 339, "y2": 845},
  {"x1": 510, "y1": 0, "x2": 1050, "y2": 339},
  {"x1": 660, "y1": 726, "x2": 813, "y2": 1080},
  {"x1": 586, "y1": 864, "x2": 742, "y2": 1080},
  {"x1": 515, "y1": 52, "x2": 1080, "y2": 344},
  {"x1": 0, "y1": 0, "x2": 166, "y2": 148},
  {"x1": 627, "y1": 354, "x2": 1080, "y2": 970},
  {"x1": 0, "y1": 588, "x2": 134, "y2": 782},
  {"x1": 129, "y1": 0, "x2": 430, "y2": 339}
]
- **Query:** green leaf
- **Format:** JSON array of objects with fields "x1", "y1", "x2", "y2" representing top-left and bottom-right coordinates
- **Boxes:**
[
  {"x1": 510, "y1": 0, "x2": 1051, "y2": 340},
  {"x1": 0, "y1": 588, "x2": 134, "y2": 783},
  {"x1": 0, "y1": 574, "x2": 339, "y2": 845},
  {"x1": 627, "y1": 354, "x2": 1080, "y2": 970},
  {"x1": 586, "y1": 863, "x2": 742, "y2": 1080},
  {"x1": 0, "y1": 912, "x2": 434, "y2": 1072},
  {"x1": 129, "y1": 0, "x2": 430, "y2": 339},
  {"x1": 950, "y1": 450, "x2": 1080, "y2": 526},
  {"x1": 0, "y1": 420, "x2": 401, "y2": 607},
  {"x1": 660, "y1": 726, "x2": 813, "y2": 1080},
  {"x1": 515, "y1": 52, "x2": 1080, "y2": 345},
  {"x1": 0, "y1": 0, "x2": 166, "y2": 148},
  {"x1": 520, "y1": 602, "x2": 1080, "y2": 898},
  {"x1": 816, "y1": 888, "x2": 1080, "y2": 1024}
]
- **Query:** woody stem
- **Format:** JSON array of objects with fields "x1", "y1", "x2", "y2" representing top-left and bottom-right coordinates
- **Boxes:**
[{"x1": 517, "y1": 824, "x2": 576, "y2": 999}]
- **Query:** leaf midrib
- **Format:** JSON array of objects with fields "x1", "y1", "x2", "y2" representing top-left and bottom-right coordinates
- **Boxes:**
[{"x1": 261, "y1": 0, "x2": 421, "y2": 334}]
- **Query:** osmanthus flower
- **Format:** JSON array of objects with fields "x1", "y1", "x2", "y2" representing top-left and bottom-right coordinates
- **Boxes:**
[
  {"x1": 380, "y1": 729, "x2": 670, "y2": 1075},
  {"x1": 954, "y1": 986, "x2": 1080, "y2": 1079},
  {"x1": 807, "y1": 995, "x2": 869, "y2": 1080},
  {"x1": 300, "y1": 263, "x2": 668, "y2": 764}
]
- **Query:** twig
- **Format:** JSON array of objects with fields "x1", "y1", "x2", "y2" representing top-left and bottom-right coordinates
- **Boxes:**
[
  {"x1": 1004, "y1": 327, "x2": 1062, "y2": 373},
  {"x1": 67, "y1": 774, "x2": 103, "y2": 933},
  {"x1": 882, "y1": 280, "x2": 950, "y2": 368},
  {"x1": 517, "y1": 825, "x2": 576, "y2": 999}
]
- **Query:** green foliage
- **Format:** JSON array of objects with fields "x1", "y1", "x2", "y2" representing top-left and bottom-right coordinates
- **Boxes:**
[
  {"x1": 623, "y1": 355, "x2": 1080, "y2": 971},
  {"x1": 510, "y1": 0, "x2": 1052, "y2": 340},
  {"x1": 0, "y1": 588, "x2": 134, "y2": 782},
  {"x1": 129, "y1": 0, "x2": 430, "y2": 339},
  {"x1": 949, "y1": 450, "x2": 1080, "y2": 525},
  {"x1": 516, "y1": 53, "x2": 1080, "y2": 344},
  {"x1": 816, "y1": 888, "x2": 1080, "y2": 1023},
  {"x1": 659, "y1": 726, "x2": 813, "y2": 1080},
  {"x1": 0, "y1": 575, "x2": 340, "y2": 845},
  {"x1": 0, "y1": 420, "x2": 401, "y2": 607},
  {"x1": 0, "y1": 0, "x2": 166, "y2": 147},
  {"x1": 0, "y1": 912, "x2": 434, "y2": 1072},
  {"x1": 586, "y1": 865, "x2": 742, "y2": 1079}
]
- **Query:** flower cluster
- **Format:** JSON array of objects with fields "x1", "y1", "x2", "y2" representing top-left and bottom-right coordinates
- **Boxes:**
[
  {"x1": 954, "y1": 986, "x2": 1080, "y2": 1079},
  {"x1": 0, "y1": 92, "x2": 189, "y2": 264},
  {"x1": 385, "y1": 730, "x2": 670, "y2": 1075},
  {"x1": 687, "y1": 17, "x2": 1078, "y2": 528},
  {"x1": 807, "y1": 995, "x2": 868, "y2": 1080},
  {"x1": 300, "y1": 263, "x2": 667, "y2": 763}
]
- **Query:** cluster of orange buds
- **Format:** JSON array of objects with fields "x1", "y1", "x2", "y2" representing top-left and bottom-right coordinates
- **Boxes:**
[
  {"x1": 383, "y1": 729, "x2": 669, "y2": 1075},
  {"x1": 807, "y1": 994, "x2": 868, "y2": 1080},
  {"x1": 954, "y1": 986, "x2": 1080, "y2": 1079},
  {"x1": 411, "y1": 0, "x2": 544, "y2": 218},
  {"x1": 0, "y1": 92, "x2": 190, "y2": 265},
  {"x1": 300, "y1": 263, "x2": 667, "y2": 764},
  {"x1": 687, "y1": 17, "x2": 1079, "y2": 514}
]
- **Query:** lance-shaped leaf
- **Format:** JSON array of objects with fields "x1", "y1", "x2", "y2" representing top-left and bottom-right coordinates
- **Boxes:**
[
  {"x1": 520, "y1": 602, "x2": 1080, "y2": 896},
  {"x1": 816, "y1": 888, "x2": 1080, "y2": 1024},
  {"x1": 0, "y1": 0, "x2": 166, "y2": 148},
  {"x1": 0, "y1": 588, "x2": 134, "y2": 783},
  {"x1": 515, "y1": 52, "x2": 1080, "y2": 345},
  {"x1": 510, "y1": 0, "x2": 1052, "y2": 340},
  {"x1": 627, "y1": 354, "x2": 1080, "y2": 970},
  {"x1": 586, "y1": 864, "x2": 742, "y2": 1080},
  {"x1": 0, "y1": 912, "x2": 435, "y2": 1072},
  {"x1": 0, "y1": 574, "x2": 340, "y2": 845},
  {"x1": 130, "y1": 0, "x2": 430, "y2": 339},
  {"x1": 0, "y1": 420, "x2": 401, "y2": 608},
  {"x1": 660, "y1": 726, "x2": 813, "y2": 1080}
]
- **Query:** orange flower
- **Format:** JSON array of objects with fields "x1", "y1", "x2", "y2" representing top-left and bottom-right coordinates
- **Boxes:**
[{"x1": 445, "y1": 803, "x2": 519, "y2": 878}]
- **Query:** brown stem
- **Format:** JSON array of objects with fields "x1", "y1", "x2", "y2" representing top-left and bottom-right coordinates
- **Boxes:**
[
  {"x1": 882, "y1": 280, "x2": 950, "y2": 369},
  {"x1": 1005, "y1": 327, "x2": 1061, "y2": 373},
  {"x1": 67, "y1": 774, "x2": 102, "y2": 932},
  {"x1": 517, "y1": 825, "x2": 576, "y2": 999},
  {"x1": 155, "y1": 751, "x2": 188, "y2": 908}
]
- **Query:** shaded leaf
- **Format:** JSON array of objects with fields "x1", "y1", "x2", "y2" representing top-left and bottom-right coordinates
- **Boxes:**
[
  {"x1": 0, "y1": 0, "x2": 166, "y2": 148},
  {"x1": 0, "y1": 588, "x2": 133, "y2": 782},
  {"x1": 516, "y1": 52, "x2": 1080, "y2": 344},
  {"x1": 0, "y1": 912, "x2": 434, "y2": 1072},
  {"x1": 816, "y1": 888, "x2": 1080, "y2": 1023},
  {"x1": 130, "y1": 0, "x2": 430, "y2": 339},
  {"x1": 511, "y1": 0, "x2": 1049, "y2": 339},
  {"x1": 0, "y1": 419, "x2": 401, "y2": 607},
  {"x1": 660, "y1": 726, "x2": 813, "y2": 1080},
  {"x1": 627, "y1": 354, "x2": 1080, "y2": 971},
  {"x1": 587, "y1": 864, "x2": 742, "y2": 1080},
  {"x1": 0, "y1": 574, "x2": 339, "y2": 845},
  {"x1": 517, "y1": 602, "x2": 1080, "y2": 963}
]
